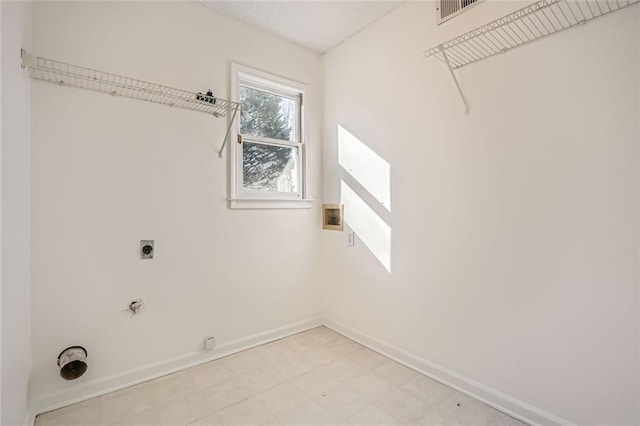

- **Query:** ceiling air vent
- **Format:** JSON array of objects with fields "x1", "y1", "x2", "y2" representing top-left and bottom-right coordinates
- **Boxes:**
[{"x1": 437, "y1": 0, "x2": 484, "y2": 24}]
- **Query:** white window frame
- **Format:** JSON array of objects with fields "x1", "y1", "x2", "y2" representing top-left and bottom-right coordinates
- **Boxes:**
[{"x1": 228, "y1": 63, "x2": 312, "y2": 209}]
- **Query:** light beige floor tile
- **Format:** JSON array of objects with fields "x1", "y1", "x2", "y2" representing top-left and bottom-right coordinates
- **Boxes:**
[
  {"x1": 321, "y1": 357, "x2": 367, "y2": 382},
  {"x1": 278, "y1": 401, "x2": 335, "y2": 426},
  {"x1": 257, "y1": 382, "x2": 309, "y2": 414},
  {"x1": 376, "y1": 388, "x2": 434, "y2": 424},
  {"x1": 220, "y1": 397, "x2": 278, "y2": 425},
  {"x1": 346, "y1": 348, "x2": 387, "y2": 370},
  {"x1": 400, "y1": 375, "x2": 451, "y2": 407},
  {"x1": 419, "y1": 392, "x2": 499, "y2": 426},
  {"x1": 489, "y1": 412, "x2": 528, "y2": 426},
  {"x1": 346, "y1": 372, "x2": 394, "y2": 402},
  {"x1": 345, "y1": 404, "x2": 399, "y2": 425},
  {"x1": 189, "y1": 361, "x2": 236, "y2": 390},
  {"x1": 35, "y1": 398, "x2": 100, "y2": 426},
  {"x1": 299, "y1": 345, "x2": 340, "y2": 368},
  {"x1": 371, "y1": 360, "x2": 417, "y2": 387},
  {"x1": 101, "y1": 384, "x2": 156, "y2": 425},
  {"x1": 280, "y1": 333, "x2": 319, "y2": 354},
  {"x1": 305, "y1": 327, "x2": 342, "y2": 345},
  {"x1": 290, "y1": 370, "x2": 339, "y2": 398},
  {"x1": 147, "y1": 372, "x2": 200, "y2": 404},
  {"x1": 225, "y1": 351, "x2": 269, "y2": 375},
  {"x1": 254, "y1": 341, "x2": 298, "y2": 365},
  {"x1": 272, "y1": 353, "x2": 316, "y2": 380},
  {"x1": 104, "y1": 408, "x2": 166, "y2": 426},
  {"x1": 314, "y1": 383, "x2": 369, "y2": 420},
  {"x1": 192, "y1": 397, "x2": 276, "y2": 425},
  {"x1": 240, "y1": 365, "x2": 287, "y2": 394},
  {"x1": 325, "y1": 337, "x2": 363, "y2": 357},
  {"x1": 200, "y1": 379, "x2": 254, "y2": 414},
  {"x1": 153, "y1": 392, "x2": 219, "y2": 425}
]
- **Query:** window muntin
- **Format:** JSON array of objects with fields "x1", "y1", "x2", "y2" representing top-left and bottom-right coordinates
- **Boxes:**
[{"x1": 235, "y1": 70, "x2": 304, "y2": 200}]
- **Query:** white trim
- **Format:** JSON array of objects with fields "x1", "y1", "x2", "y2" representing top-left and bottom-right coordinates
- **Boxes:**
[
  {"x1": 228, "y1": 62, "x2": 312, "y2": 208},
  {"x1": 29, "y1": 317, "x2": 322, "y2": 420},
  {"x1": 323, "y1": 318, "x2": 575, "y2": 426},
  {"x1": 239, "y1": 81, "x2": 299, "y2": 104},
  {"x1": 235, "y1": 65, "x2": 308, "y2": 96},
  {"x1": 23, "y1": 412, "x2": 36, "y2": 426},
  {"x1": 228, "y1": 198, "x2": 313, "y2": 209},
  {"x1": 241, "y1": 135, "x2": 300, "y2": 148}
]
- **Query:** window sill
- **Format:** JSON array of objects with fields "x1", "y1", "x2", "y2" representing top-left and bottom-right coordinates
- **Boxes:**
[{"x1": 228, "y1": 198, "x2": 314, "y2": 210}]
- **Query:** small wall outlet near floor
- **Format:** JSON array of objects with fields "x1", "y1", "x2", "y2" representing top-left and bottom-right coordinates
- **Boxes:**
[
  {"x1": 203, "y1": 336, "x2": 216, "y2": 351},
  {"x1": 347, "y1": 231, "x2": 355, "y2": 247}
]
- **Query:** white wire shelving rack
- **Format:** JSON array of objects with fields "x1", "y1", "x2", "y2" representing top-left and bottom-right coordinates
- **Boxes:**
[
  {"x1": 424, "y1": 0, "x2": 639, "y2": 113},
  {"x1": 21, "y1": 50, "x2": 240, "y2": 157}
]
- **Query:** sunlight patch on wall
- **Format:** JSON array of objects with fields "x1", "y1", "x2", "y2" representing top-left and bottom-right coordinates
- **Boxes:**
[
  {"x1": 338, "y1": 125, "x2": 391, "y2": 211},
  {"x1": 341, "y1": 181, "x2": 391, "y2": 272}
]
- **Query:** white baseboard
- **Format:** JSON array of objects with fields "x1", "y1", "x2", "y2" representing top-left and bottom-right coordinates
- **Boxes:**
[
  {"x1": 323, "y1": 318, "x2": 574, "y2": 426},
  {"x1": 23, "y1": 412, "x2": 36, "y2": 426},
  {"x1": 28, "y1": 317, "x2": 322, "y2": 424}
]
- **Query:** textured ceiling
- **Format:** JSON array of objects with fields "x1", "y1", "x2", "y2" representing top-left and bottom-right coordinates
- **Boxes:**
[{"x1": 199, "y1": 1, "x2": 404, "y2": 53}]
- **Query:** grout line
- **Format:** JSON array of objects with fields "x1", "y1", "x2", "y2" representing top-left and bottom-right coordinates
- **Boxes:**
[
  {"x1": 486, "y1": 409, "x2": 501, "y2": 426},
  {"x1": 97, "y1": 396, "x2": 103, "y2": 426}
]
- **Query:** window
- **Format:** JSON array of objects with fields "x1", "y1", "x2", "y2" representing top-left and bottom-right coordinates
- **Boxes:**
[{"x1": 229, "y1": 64, "x2": 311, "y2": 209}]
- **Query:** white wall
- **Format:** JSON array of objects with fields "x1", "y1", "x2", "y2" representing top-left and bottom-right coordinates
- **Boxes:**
[
  {"x1": 1, "y1": 1, "x2": 33, "y2": 425},
  {"x1": 19, "y1": 1, "x2": 640, "y2": 423},
  {"x1": 323, "y1": 2, "x2": 639, "y2": 425},
  {"x1": 29, "y1": 1, "x2": 323, "y2": 408}
]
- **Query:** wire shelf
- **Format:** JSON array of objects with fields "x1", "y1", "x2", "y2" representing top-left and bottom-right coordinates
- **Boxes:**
[
  {"x1": 21, "y1": 50, "x2": 239, "y2": 118},
  {"x1": 424, "y1": 0, "x2": 639, "y2": 69},
  {"x1": 21, "y1": 50, "x2": 241, "y2": 156}
]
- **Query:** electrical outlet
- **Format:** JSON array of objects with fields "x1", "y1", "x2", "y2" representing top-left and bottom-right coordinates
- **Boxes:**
[
  {"x1": 204, "y1": 336, "x2": 215, "y2": 351},
  {"x1": 347, "y1": 231, "x2": 355, "y2": 247}
]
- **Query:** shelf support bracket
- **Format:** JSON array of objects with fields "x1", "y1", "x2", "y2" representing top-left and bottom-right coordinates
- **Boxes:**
[
  {"x1": 21, "y1": 48, "x2": 36, "y2": 69},
  {"x1": 441, "y1": 46, "x2": 470, "y2": 115},
  {"x1": 217, "y1": 103, "x2": 240, "y2": 158}
]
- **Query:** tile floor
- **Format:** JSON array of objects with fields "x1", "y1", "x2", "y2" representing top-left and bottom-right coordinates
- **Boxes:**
[{"x1": 35, "y1": 327, "x2": 527, "y2": 426}]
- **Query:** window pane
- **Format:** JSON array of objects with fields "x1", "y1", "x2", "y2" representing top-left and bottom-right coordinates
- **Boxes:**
[
  {"x1": 243, "y1": 142, "x2": 299, "y2": 193},
  {"x1": 240, "y1": 86, "x2": 295, "y2": 141}
]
